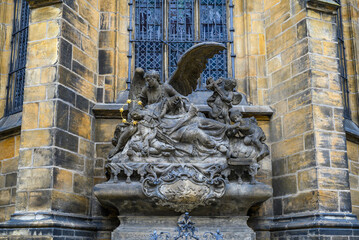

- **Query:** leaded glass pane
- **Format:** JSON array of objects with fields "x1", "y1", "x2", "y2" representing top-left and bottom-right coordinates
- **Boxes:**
[
  {"x1": 167, "y1": 0, "x2": 195, "y2": 78},
  {"x1": 135, "y1": 0, "x2": 163, "y2": 40},
  {"x1": 168, "y1": 0, "x2": 194, "y2": 41},
  {"x1": 200, "y1": 0, "x2": 227, "y2": 41},
  {"x1": 135, "y1": 42, "x2": 163, "y2": 75},
  {"x1": 134, "y1": 0, "x2": 163, "y2": 76},
  {"x1": 200, "y1": 0, "x2": 227, "y2": 87}
]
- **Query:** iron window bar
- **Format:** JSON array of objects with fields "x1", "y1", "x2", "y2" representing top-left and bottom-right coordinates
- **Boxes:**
[{"x1": 5, "y1": 0, "x2": 29, "y2": 116}]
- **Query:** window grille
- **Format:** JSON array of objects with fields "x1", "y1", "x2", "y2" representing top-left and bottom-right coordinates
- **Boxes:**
[
  {"x1": 335, "y1": 0, "x2": 351, "y2": 119},
  {"x1": 131, "y1": 0, "x2": 231, "y2": 90},
  {"x1": 5, "y1": 0, "x2": 29, "y2": 116}
]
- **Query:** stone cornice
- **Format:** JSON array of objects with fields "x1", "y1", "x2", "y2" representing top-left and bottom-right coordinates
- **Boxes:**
[
  {"x1": 27, "y1": 0, "x2": 63, "y2": 9},
  {"x1": 306, "y1": 0, "x2": 340, "y2": 13}
]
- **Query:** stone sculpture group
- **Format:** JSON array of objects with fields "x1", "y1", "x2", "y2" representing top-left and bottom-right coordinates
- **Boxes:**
[{"x1": 94, "y1": 42, "x2": 273, "y2": 239}]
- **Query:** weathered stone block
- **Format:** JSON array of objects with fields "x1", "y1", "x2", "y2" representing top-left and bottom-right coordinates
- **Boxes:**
[
  {"x1": 78, "y1": 0, "x2": 99, "y2": 28},
  {"x1": 318, "y1": 190, "x2": 338, "y2": 212},
  {"x1": 72, "y1": 60, "x2": 95, "y2": 84},
  {"x1": 318, "y1": 168, "x2": 349, "y2": 190},
  {"x1": 63, "y1": 4, "x2": 88, "y2": 35},
  {"x1": 58, "y1": 66, "x2": 96, "y2": 101},
  {"x1": 272, "y1": 135, "x2": 304, "y2": 159},
  {"x1": 21, "y1": 129, "x2": 53, "y2": 148},
  {"x1": 1, "y1": 157, "x2": 18, "y2": 174},
  {"x1": 291, "y1": 54, "x2": 310, "y2": 76},
  {"x1": 79, "y1": 138, "x2": 94, "y2": 156},
  {"x1": 331, "y1": 151, "x2": 348, "y2": 169},
  {"x1": 339, "y1": 191, "x2": 352, "y2": 212},
  {"x1": 307, "y1": 18, "x2": 336, "y2": 41},
  {"x1": 69, "y1": 107, "x2": 92, "y2": 140},
  {"x1": 47, "y1": 20, "x2": 60, "y2": 38},
  {"x1": 0, "y1": 137, "x2": 15, "y2": 160},
  {"x1": 28, "y1": 22, "x2": 47, "y2": 42},
  {"x1": 287, "y1": 89, "x2": 311, "y2": 111},
  {"x1": 54, "y1": 129, "x2": 79, "y2": 152},
  {"x1": 53, "y1": 167, "x2": 73, "y2": 191},
  {"x1": 73, "y1": 173, "x2": 91, "y2": 195},
  {"x1": 81, "y1": 35, "x2": 97, "y2": 58},
  {"x1": 99, "y1": 50, "x2": 114, "y2": 75},
  {"x1": 27, "y1": 38, "x2": 59, "y2": 69},
  {"x1": 272, "y1": 175, "x2": 297, "y2": 197},
  {"x1": 28, "y1": 190, "x2": 51, "y2": 211},
  {"x1": 5, "y1": 173, "x2": 17, "y2": 187},
  {"x1": 315, "y1": 131, "x2": 346, "y2": 151},
  {"x1": 59, "y1": 39, "x2": 72, "y2": 69},
  {"x1": 287, "y1": 150, "x2": 316, "y2": 173},
  {"x1": 62, "y1": 20, "x2": 81, "y2": 48},
  {"x1": 17, "y1": 168, "x2": 52, "y2": 191},
  {"x1": 346, "y1": 141, "x2": 359, "y2": 162},
  {"x1": 272, "y1": 158, "x2": 287, "y2": 177},
  {"x1": 283, "y1": 105, "x2": 313, "y2": 138},
  {"x1": 31, "y1": 4, "x2": 62, "y2": 23},
  {"x1": 283, "y1": 191, "x2": 318, "y2": 214},
  {"x1": 51, "y1": 190, "x2": 89, "y2": 215},
  {"x1": 0, "y1": 189, "x2": 11, "y2": 205},
  {"x1": 54, "y1": 148, "x2": 84, "y2": 171},
  {"x1": 298, "y1": 168, "x2": 317, "y2": 191},
  {"x1": 33, "y1": 148, "x2": 53, "y2": 167},
  {"x1": 39, "y1": 101, "x2": 55, "y2": 128},
  {"x1": 272, "y1": 65, "x2": 291, "y2": 86},
  {"x1": 99, "y1": 31, "x2": 116, "y2": 49}
]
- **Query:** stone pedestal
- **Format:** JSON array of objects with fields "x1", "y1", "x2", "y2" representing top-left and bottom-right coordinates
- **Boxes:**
[
  {"x1": 94, "y1": 165, "x2": 272, "y2": 240},
  {"x1": 113, "y1": 215, "x2": 254, "y2": 240}
]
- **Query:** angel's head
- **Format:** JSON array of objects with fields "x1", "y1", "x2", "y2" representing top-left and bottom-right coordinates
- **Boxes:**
[
  {"x1": 230, "y1": 109, "x2": 243, "y2": 123},
  {"x1": 144, "y1": 70, "x2": 161, "y2": 88},
  {"x1": 222, "y1": 78, "x2": 237, "y2": 91}
]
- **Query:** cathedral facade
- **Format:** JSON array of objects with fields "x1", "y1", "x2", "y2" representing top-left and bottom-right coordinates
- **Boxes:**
[{"x1": 1, "y1": 0, "x2": 359, "y2": 239}]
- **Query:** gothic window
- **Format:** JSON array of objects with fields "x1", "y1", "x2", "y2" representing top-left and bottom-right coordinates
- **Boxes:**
[
  {"x1": 5, "y1": 0, "x2": 29, "y2": 116},
  {"x1": 133, "y1": 0, "x2": 228, "y2": 90},
  {"x1": 335, "y1": 0, "x2": 350, "y2": 119}
]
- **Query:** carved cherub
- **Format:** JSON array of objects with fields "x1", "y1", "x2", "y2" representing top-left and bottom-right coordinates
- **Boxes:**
[
  {"x1": 229, "y1": 110, "x2": 269, "y2": 161},
  {"x1": 108, "y1": 122, "x2": 138, "y2": 158},
  {"x1": 206, "y1": 77, "x2": 237, "y2": 124}
]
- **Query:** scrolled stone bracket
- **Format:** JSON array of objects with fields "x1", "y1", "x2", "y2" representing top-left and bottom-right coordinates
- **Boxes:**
[{"x1": 105, "y1": 161, "x2": 260, "y2": 212}]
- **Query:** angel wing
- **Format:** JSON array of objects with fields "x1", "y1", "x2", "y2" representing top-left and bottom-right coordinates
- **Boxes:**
[
  {"x1": 128, "y1": 67, "x2": 145, "y2": 101},
  {"x1": 167, "y1": 42, "x2": 226, "y2": 96}
]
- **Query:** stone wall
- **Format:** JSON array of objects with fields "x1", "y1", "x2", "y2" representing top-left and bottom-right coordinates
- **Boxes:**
[
  {"x1": 348, "y1": 140, "x2": 359, "y2": 217},
  {"x1": 1, "y1": 0, "x2": 359, "y2": 239},
  {"x1": 0, "y1": 135, "x2": 20, "y2": 222}
]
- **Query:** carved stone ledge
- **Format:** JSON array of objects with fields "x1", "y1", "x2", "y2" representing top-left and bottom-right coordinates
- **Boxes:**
[
  {"x1": 27, "y1": 0, "x2": 63, "y2": 9},
  {"x1": 92, "y1": 103, "x2": 274, "y2": 120},
  {"x1": 306, "y1": 0, "x2": 340, "y2": 13}
]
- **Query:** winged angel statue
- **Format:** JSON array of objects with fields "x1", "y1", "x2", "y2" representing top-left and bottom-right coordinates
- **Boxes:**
[{"x1": 109, "y1": 42, "x2": 269, "y2": 164}]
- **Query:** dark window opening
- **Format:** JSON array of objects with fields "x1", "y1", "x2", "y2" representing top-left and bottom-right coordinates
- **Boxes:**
[{"x1": 5, "y1": 0, "x2": 29, "y2": 116}]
